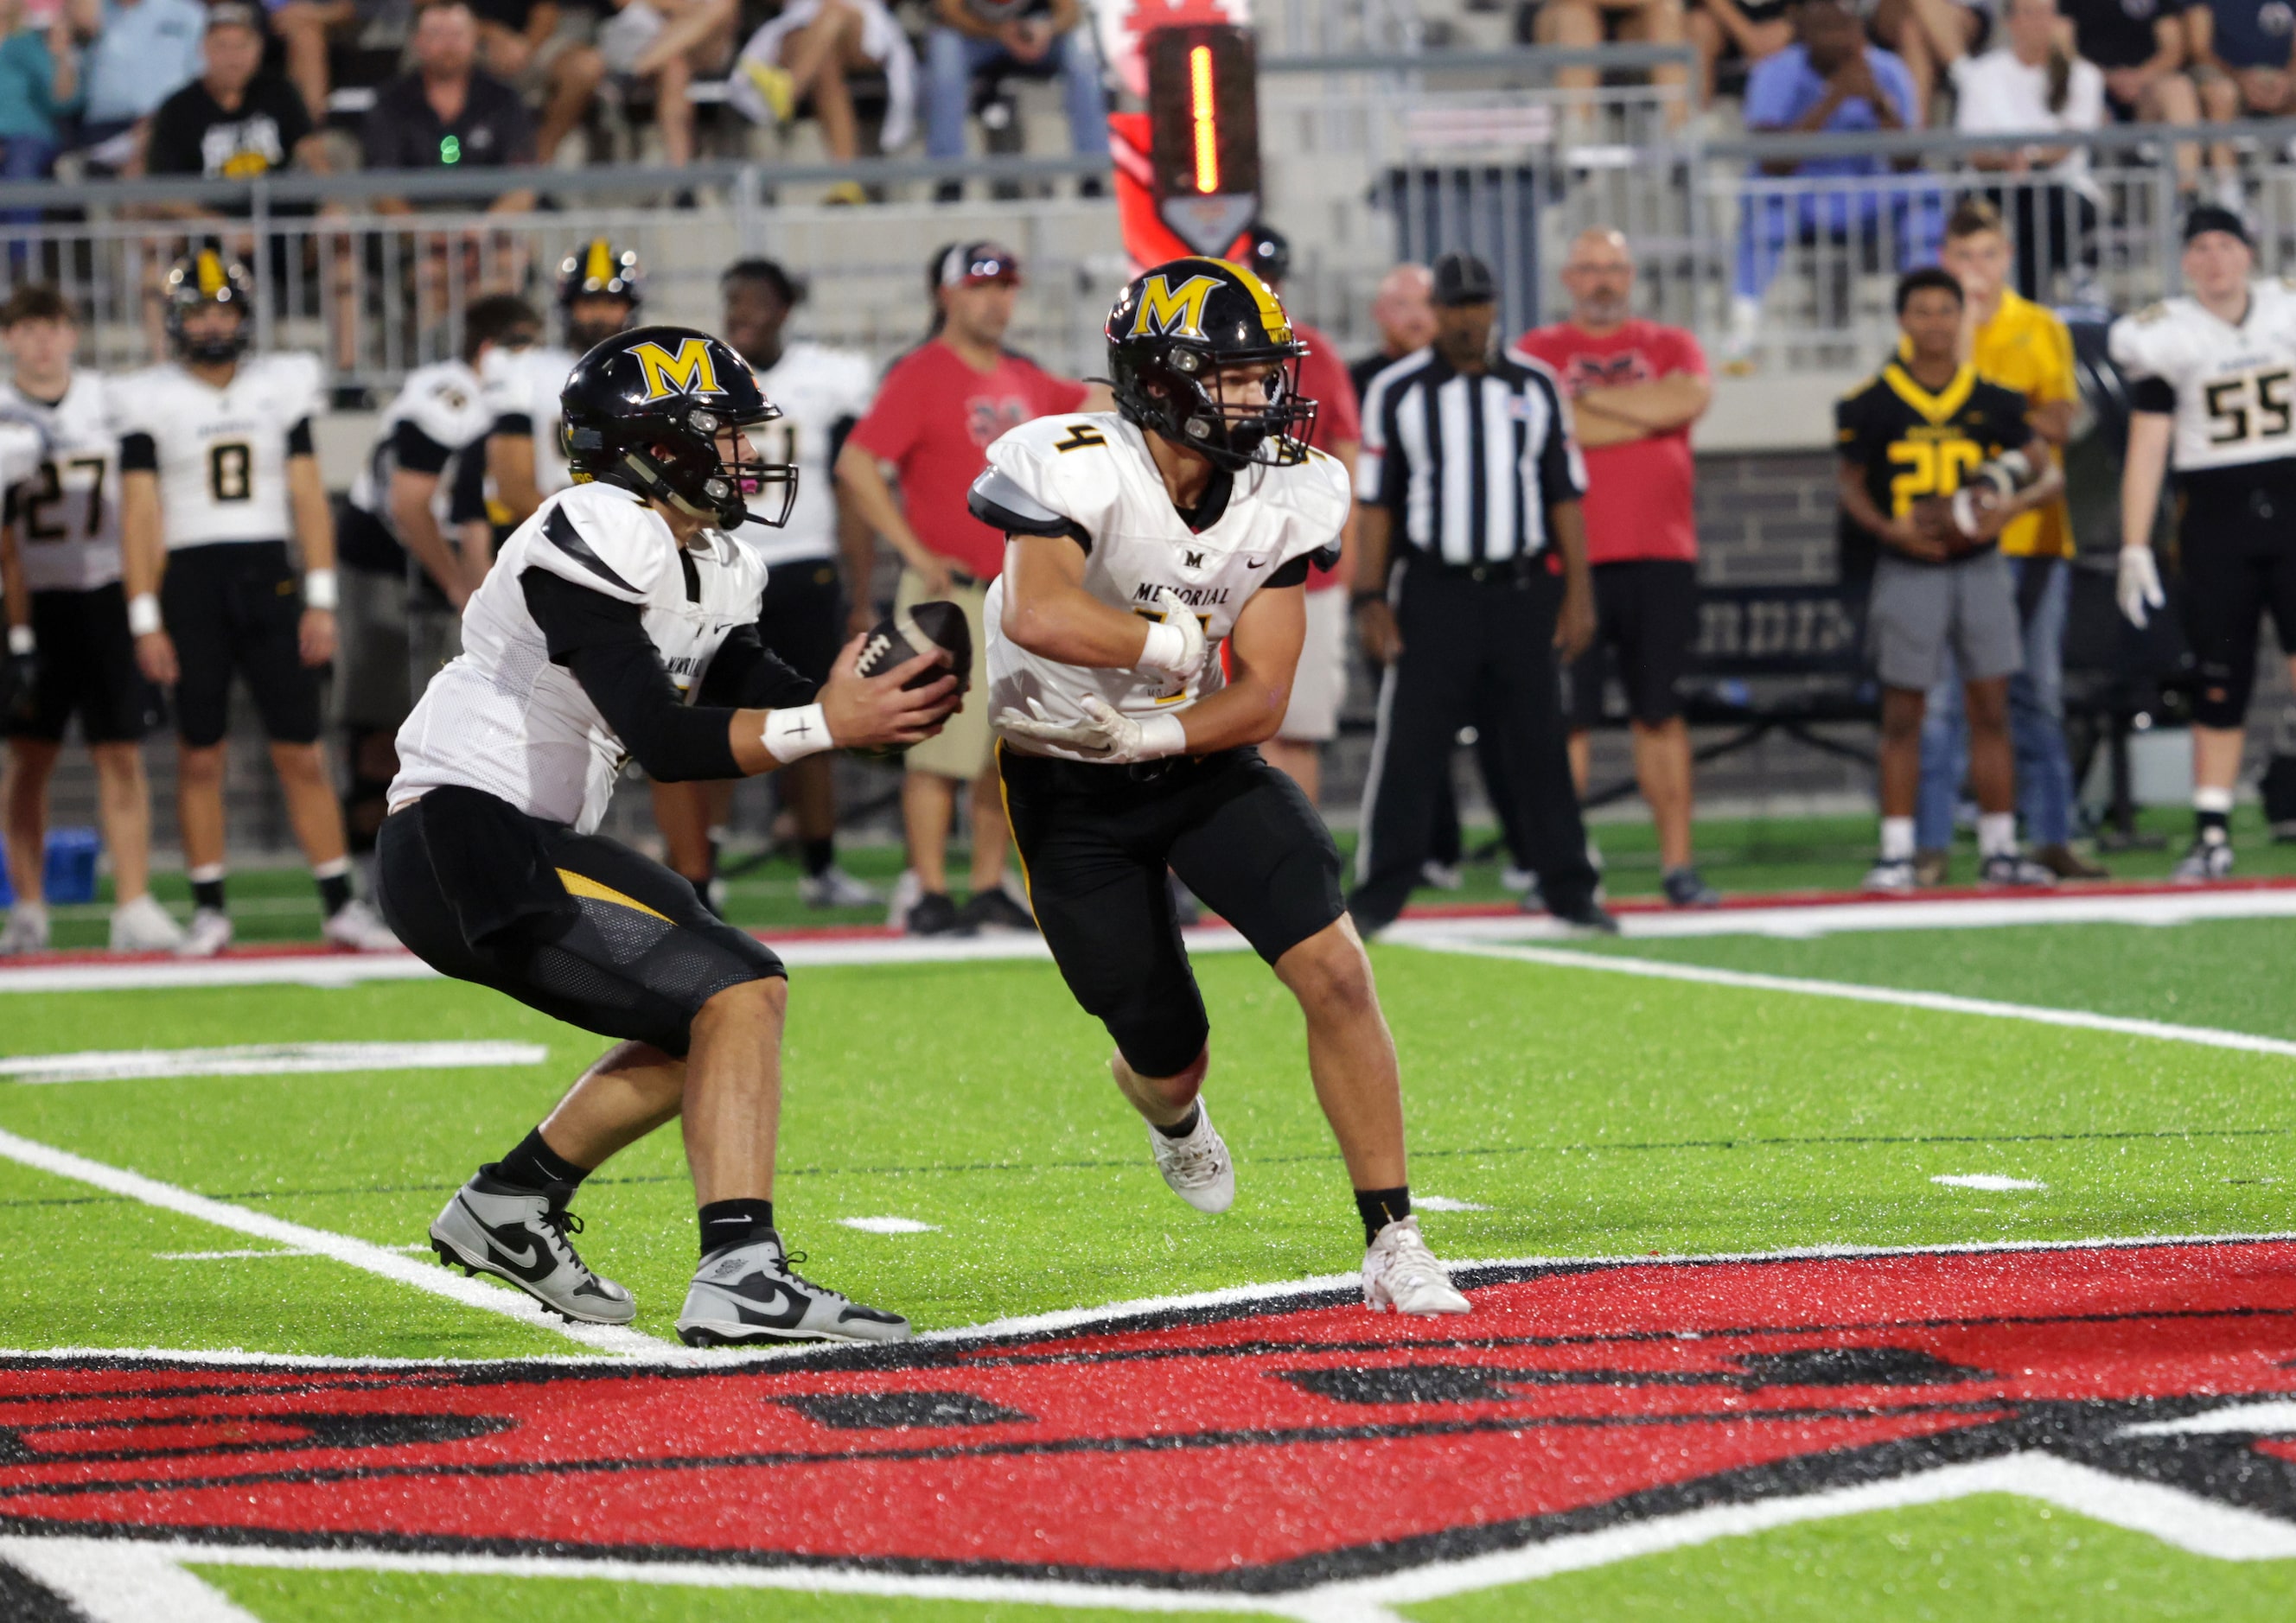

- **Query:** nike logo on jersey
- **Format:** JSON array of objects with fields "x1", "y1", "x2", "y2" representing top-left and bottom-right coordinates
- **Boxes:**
[{"x1": 1245, "y1": 558, "x2": 1268, "y2": 570}]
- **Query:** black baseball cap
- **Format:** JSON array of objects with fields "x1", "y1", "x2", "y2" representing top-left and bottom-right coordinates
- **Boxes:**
[
  {"x1": 1430, "y1": 251, "x2": 1497, "y2": 307},
  {"x1": 1242, "y1": 224, "x2": 1290, "y2": 287},
  {"x1": 2184, "y1": 205, "x2": 2252, "y2": 246}
]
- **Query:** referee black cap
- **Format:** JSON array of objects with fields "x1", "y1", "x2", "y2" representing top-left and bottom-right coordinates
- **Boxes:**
[
  {"x1": 2184, "y1": 204, "x2": 2252, "y2": 247},
  {"x1": 1430, "y1": 251, "x2": 1497, "y2": 307}
]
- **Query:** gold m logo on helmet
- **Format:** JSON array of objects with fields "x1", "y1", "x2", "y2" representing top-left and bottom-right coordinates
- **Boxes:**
[
  {"x1": 1130, "y1": 274, "x2": 1223, "y2": 341},
  {"x1": 632, "y1": 338, "x2": 722, "y2": 401}
]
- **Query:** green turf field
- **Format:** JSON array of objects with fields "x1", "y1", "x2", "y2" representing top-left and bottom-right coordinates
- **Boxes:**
[{"x1": 4, "y1": 819, "x2": 2296, "y2": 1618}]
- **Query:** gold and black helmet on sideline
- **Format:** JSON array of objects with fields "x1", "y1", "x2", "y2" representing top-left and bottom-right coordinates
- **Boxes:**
[
  {"x1": 558, "y1": 237, "x2": 642, "y2": 349},
  {"x1": 1105, "y1": 255, "x2": 1316, "y2": 471},
  {"x1": 559, "y1": 325, "x2": 795, "y2": 530},
  {"x1": 163, "y1": 248, "x2": 257, "y2": 363}
]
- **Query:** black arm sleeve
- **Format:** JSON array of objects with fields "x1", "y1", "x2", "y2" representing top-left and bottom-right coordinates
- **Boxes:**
[
  {"x1": 694, "y1": 624, "x2": 819, "y2": 710},
  {"x1": 287, "y1": 418, "x2": 316, "y2": 457},
  {"x1": 119, "y1": 432, "x2": 157, "y2": 472},
  {"x1": 392, "y1": 417, "x2": 454, "y2": 475},
  {"x1": 2131, "y1": 377, "x2": 2177, "y2": 413},
  {"x1": 447, "y1": 441, "x2": 490, "y2": 525},
  {"x1": 1266, "y1": 555, "x2": 1312, "y2": 589},
  {"x1": 494, "y1": 412, "x2": 535, "y2": 438},
  {"x1": 520, "y1": 568, "x2": 742, "y2": 782}
]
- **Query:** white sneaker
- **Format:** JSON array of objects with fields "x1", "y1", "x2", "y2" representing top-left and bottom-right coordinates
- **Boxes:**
[
  {"x1": 1147, "y1": 1096, "x2": 1234, "y2": 1214},
  {"x1": 322, "y1": 898, "x2": 398, "y2": 952},
  {"x1": 1499, "y1": 865, "x2": 1536, "y2": 894},
  {"x1": 1419, "y1": 860, "x2": 1463, "y2": 891},
  {"x1": 175, "y1": 907, "x2": 232, "y2": 958},
  {"x1": 108, "y1": 894, "x2": 185, "y2": 952},
  {"x1": 1862, "y1": 857, "x2": 1917, "y2": 894},
  {"x1": 883, "y1": 868, "x2": 922, "y2": 929},
  {"x1": 1362, "y1": 1215, "x2": 1471, "y2": 1315},
  {"x1": 430, "y1": 1172, "x2": 635, "y2": 1324},
  {"x1": 2173, "y1": 836, "x2": 2235, "y2": 883},
  {"x1": 799, "y1": 864, "x2": 883, "y2": 908},
  {"x1": 676, "y1": 1229, "x2": 910, "y2": 1346},
  {"x1": 0, "y1": 901, "x2": 50, "y2": 955}
]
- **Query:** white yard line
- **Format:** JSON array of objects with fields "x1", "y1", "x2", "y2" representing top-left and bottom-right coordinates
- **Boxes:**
[
  {"x1": 1, "y1": 1041, "x2": 549, "y2": 1085},
  {"x1": 0, "y1": 1537, "x2": 262, "y2": 1623},
  {"x1": 0, "y1": 1125, "x2": 668, "y2": 1356},
  {"x1": 1404, "y1": 939, "x2": 2296, "y2": 1060}
]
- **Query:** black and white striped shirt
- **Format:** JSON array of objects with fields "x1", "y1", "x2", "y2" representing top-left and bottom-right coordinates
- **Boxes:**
[{"x1": 1355, "y1": 347, "x2": 1586, "y2": 563}]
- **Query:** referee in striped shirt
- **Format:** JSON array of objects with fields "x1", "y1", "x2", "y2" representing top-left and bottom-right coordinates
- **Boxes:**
[{"x1": 1349, "y1": 252, "x2": 1616, "y2": 935}]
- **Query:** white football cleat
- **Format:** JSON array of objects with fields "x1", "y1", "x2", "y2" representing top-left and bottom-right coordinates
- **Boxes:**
[
  {"x1": 1148, "y1": 1098, "x2": 1234, "y2": 1214},
  {"x1": 430, "y1": 1173, "x2": 635, "y2": 1324},
  {"x1": 1363, "y1": 1215, "x2": 1472, "y2": 1315},
  {"x1": 108, "y1": 894, "x2": 186, "y2": 952},
  {"x1": 0, "y1": 901, "x2": 49, "y2": 955},
  {"x1": 676, "y1": 1229, "x2": 910, "y2": 1346},
  {"x1": 175, "y1": 907, "x2": 233, "y2": 958},
  {"x1": 883, "y1": 867, "x2": 922, "y2": 928},
  {"x1": 2172, "y1": 837, "x2": 2235, "y2": 882},
  {"x1": 799, "y1": 864, "x2": 881, "y2": 908},
  {"x1": 322, "y1": 898, "x2": 399, "y2": 952}
]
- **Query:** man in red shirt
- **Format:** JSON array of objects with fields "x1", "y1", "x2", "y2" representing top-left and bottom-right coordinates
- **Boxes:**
[
  {"x1": 835, "y1": 242, "x2": 1100, "y2": 935},
  {"x1": 1515, "y1": 228, "x2": 1718, "y2": 907},
  {"x1": 1240, "y1": 226, "x2": 1361, "y2": 804}
]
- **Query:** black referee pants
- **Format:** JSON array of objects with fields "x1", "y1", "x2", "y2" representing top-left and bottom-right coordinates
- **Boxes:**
[{"x1": 1348, "y1": 557, "x2": 1599, "y2": 932}]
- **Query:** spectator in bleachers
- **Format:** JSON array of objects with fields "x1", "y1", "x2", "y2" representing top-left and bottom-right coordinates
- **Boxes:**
[
  {"x1": 470, "y1": 0, "x2": 606, "y2": 167},
  {"x1": 2062, "y1": 0, "x2": 2212, "y2": 198},
  {"x1": 730, "y1": 0, "x2": 917, "y2": 192},
  {"x1": 1866, "y1": 0, "x2": 1985, "y2": 124},
  {"x1": 1685, "y1": 0, "x2": 1794, "y2": 107},
  {"x1": 67, "y1": 0, "x2": 205, "y2": 175},
  {"x1": 2190, "y1": 0, "x2": 2296, "y2": 139},
  {"x1": 144, "y1": 3, "x2": 331, "y2": 207},
  {"x1": 923, "y1": 0, "x2": 1107, "y2": 183},
  {"x1": 0, "y1": 0, "x2": 77, "y2": 192},
  {"x1": 271, "y1": 0, "x2": 361, "y2": 124},
  {"x1": 362, "y1": 0, "x2": 535, "y2": 213},
  {"x1": 1348, "y1": 262, "x2": 1432, "y2": 404},
  {"x1": 595, "y1": 0, "x2": 737, "y2": 170},
  {"x1": 1527, "y1": 0, "x2": 1693, "y2": 129},
  {"x1": 1725, "y1": 0, "x2": 1936, "y2": 370},
  {"x1": 1954, "y1": 0, "x2": 2105, "y2": 299}
]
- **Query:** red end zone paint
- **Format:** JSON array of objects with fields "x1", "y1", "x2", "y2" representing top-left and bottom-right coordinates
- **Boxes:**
[{"x1": 6, "y1": 1240, "x2": 2296, "y2": 1589}]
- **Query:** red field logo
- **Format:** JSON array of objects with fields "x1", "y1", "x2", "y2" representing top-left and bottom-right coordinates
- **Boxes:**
[{"x1": 5, "y1": 1239, "x2": 2296, "y2": 1588}]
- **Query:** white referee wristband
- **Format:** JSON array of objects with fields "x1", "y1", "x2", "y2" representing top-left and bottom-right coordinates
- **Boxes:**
[
  {"x1": 762, "y1": 703, "x2": 833, "y2": 762},
  {"x1": 303, "y1": 568, "x2": 338, "y2": 612},
  {"x1": 1139, "y1": 620, "x2": 1189, "y2": 676},
  {"x1": 127, "y1": 593, "x2": 162, "y2": 637},
  {"x1": 7, "y1": 625, "x2": 31, "y2": 656},
  {"x1": 1136, "y1": 712, "x2": 1188, "y2": 759}
]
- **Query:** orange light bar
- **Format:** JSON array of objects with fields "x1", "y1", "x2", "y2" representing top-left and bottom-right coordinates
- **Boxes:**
[{"x1": 1189, "y1": 44, "x2": 1219, "y2": 194}]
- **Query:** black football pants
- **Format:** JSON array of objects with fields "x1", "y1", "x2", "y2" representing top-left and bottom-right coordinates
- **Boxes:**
[{"x1": 1348, "y1": 557, "x2": 1599, "y2": 932}]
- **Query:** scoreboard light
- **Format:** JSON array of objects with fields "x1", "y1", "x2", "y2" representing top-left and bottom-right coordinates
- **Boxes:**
[{"x1": 1143, "y1": 24, "x2": 1260, "y2": 260}]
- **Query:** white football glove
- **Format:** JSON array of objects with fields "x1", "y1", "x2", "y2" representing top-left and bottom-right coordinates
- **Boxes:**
[
  {"x1": 996, "y1": 695, "x2": 1186, "y2": 764},
  {"x1": 1135, "y1": 587, "x2": 1207, "y2": 685},
  {"x1": 2116, "y1": 546, "x2": 2165, "y2": 628}
]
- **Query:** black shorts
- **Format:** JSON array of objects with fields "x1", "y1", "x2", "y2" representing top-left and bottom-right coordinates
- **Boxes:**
[
  {"x1": 2178, "y1": 465, "x2": 2296, "y2": 729},
  {"x1": 756, "y1": 557, "x2": 845, "y2": 687},
  {"x1": 375, "y1": 785, "x2": 786, "y2": 1059},
  {"x1": 8, "y1": 583, "x2": 163, "y2": 744},
  {"x1": 1564, "y1": 559, "x2": 1700, "y2": 729},
  {"x1": 161, "y1": 541, "x2": 324, "y2": 748},
  {"x1": 998, "y1": 742, "x2": 1345, "y2": 1079}
]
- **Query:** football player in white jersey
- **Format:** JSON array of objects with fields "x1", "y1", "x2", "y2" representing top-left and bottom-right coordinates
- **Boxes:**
[
  {"x1": 981, "y1": 259, "x2": 1473, "y2": 1317},
  {"x1": 0, "y1": 287, "x2": 182, "y2": 952},
  {"x1": 378, "y1": 328, "x2": 956, "y2": 1345},
  {"x1": 483, "y1": 239, "x2": 640, "y2": 532},
  {"x1": 336, "y1": 295, "x2": 539, "y2": 880},
  {"x1": 118, "y1": 252, "x2": 393, "y2": 957},
  {"x1": 651, "y1": 258, "x2": 882, "y2": 913},
  {"x1": 2111, "y1": 206, "x2": 2296, "y2": 881}
]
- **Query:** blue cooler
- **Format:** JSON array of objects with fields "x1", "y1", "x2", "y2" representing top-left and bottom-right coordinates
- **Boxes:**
[{"x1": 43, "y1": 828, "x2": 101, "y2": 905}]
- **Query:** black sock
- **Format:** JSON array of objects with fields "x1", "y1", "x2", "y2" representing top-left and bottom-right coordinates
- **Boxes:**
[
  {"x1": 1152, "y1": 1103, "x2": 1202, "y2": 1140},
  {"x1": 801, "y1": 837, "x2": 835, "y2": 878},
  {"x1": 2197, "y1": 809, "x2": 2231, "y2": 844},
  {"x1": 192, "y1": 876, "x2": 226, "y2": 913},
  {"x1": 698, "y1": 1198, "x2": 775, "y2": 1257},
  {"x1": 488, "y1": 1127, "x2": 590, "y2": 1194},
  {"x1": 316, "y1": 871, "x2": 354, "y2": 918},
  {"x1": 1355, "y1": 1186, "x2": 1412, "y2": 1245}
]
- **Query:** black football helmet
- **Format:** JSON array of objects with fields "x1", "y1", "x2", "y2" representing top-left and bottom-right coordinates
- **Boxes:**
[
  {"x1": 559, "y1": 239, "x2": 641, "y2": 349},
  {"x1": 1240, "y1": 223, "x2": 1290, "y2": 288},
  {"x1": 560, "y1": 326, "x2": 795, "y2": 529},
  {"x1": 163, "y1": 249, "x2": 255, "y2": 363},
  {"x1": 1106, "y1": 257, "x2": 1315, "y2": 471}
]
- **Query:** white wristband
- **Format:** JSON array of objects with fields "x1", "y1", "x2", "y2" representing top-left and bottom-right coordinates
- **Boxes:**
[
  {"x1": 1137, "y1": 712, "x2": 1188, "y2": 759},
  {"x1": 303, "y1": 568, "x2": 338, "y2": 611},
  {"x1": 7, "y1": 625, "x2": 31, "y2": 656},
  {"x1": 127, "y1": 593, "x2": 162, "y2": 637},
  {"x1": 762, "y1": 703, "x2": 833, "y2": 762},
  {"x1": 1139, "y1": 620, "x2": 1188, "y2": 676}
]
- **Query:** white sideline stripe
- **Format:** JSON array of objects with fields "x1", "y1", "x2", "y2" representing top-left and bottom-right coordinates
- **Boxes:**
[
  {"x1": 0, "y1": 1125, "x2": 668, "y2": 1356},
  {"x1": 153, "y1": 1244, "x2": 434, "y2": 1259},
  {"x1": 1413, "y1": 1195, "x2": 1492, "y2": 1212},
  {"x1": 1933, "y1": 1174, "x2": 2047, "y2": 1192},
  {"x1": 837, "y1": 1215, "x2": 940, "y2": 1233},
  {"x1": 1, "y1": 1041, "x2": 549, "y2": 1084},
  {"x1": 1406, "y1": 939, "x2": 2296, "y2": 1060},
  {"x1": 2121, "y1": 1401, "x2": 2296, "y2": 1436},
  {"x1": 0, "y1": 1537, "x2": 262, "y2": 1622}
]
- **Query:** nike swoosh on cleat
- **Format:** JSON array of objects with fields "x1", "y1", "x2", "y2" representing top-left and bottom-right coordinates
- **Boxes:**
[
  {"x1": 457, "y1": 1199, "x2": 557, "y2": 1282},
  {"x1": 724, "y1": 1275, "x2": 809, "y2": 1328}
]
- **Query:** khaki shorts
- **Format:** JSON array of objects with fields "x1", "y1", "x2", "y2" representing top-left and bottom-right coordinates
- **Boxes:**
[
  {"x1": 896, "y1": 567, "x2": 994, "y2": 781},
  {"x1": 1277, "y1": 585, "x2": 1350, "y2": 742}
]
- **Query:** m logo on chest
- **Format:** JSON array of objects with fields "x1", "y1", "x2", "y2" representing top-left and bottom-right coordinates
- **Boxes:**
[{"x1": 1185, "y1": 550, "x2": 1205, "y2": 569}]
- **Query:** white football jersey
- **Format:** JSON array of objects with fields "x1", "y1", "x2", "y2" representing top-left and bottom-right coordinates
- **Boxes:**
[
  {"x1": 0, "y1": 370, "x2": 118, "y2": 593},
  {"x1": 737, "y1": 339, "x2": 875, "y2": 568},
  {"x1": 109, "y1": 352, "x2": 324, "y2": 551},
  {"x1": 980, "y1": 411, "x2": 1350, "y2": 762},
  {"x1": 2108, "y1": 279, "x2": 2296, "y2": 472},
  {"x1": 390, "y1": 481, "x2": 768, "y2": 833},
  {"x1": 481, "y1": 343, "x2": 577, "y2": 501},
  {"x1": 348, "y1": 359, "x2": 494, "y2": 531}
]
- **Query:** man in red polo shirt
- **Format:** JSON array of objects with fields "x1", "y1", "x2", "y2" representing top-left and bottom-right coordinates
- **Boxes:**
[
  {"x1": 1515, "y1": 227, "x2": 1718, "y2": 908},
  {"x1": 835, "y1": 241, "x2": 1100, "y2": 935},
  {"x1": 1240, "y1": 225, "x2": 1362, "y2": 804}
]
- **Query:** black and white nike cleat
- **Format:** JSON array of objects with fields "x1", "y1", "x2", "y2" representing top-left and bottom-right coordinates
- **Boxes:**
[
  {"x1": 676, "y1": 1230, "x2": 912, "y2": 1346},
  {"x1": 428, "y1": 1173, "x2": 636, "y2": 1325}
]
